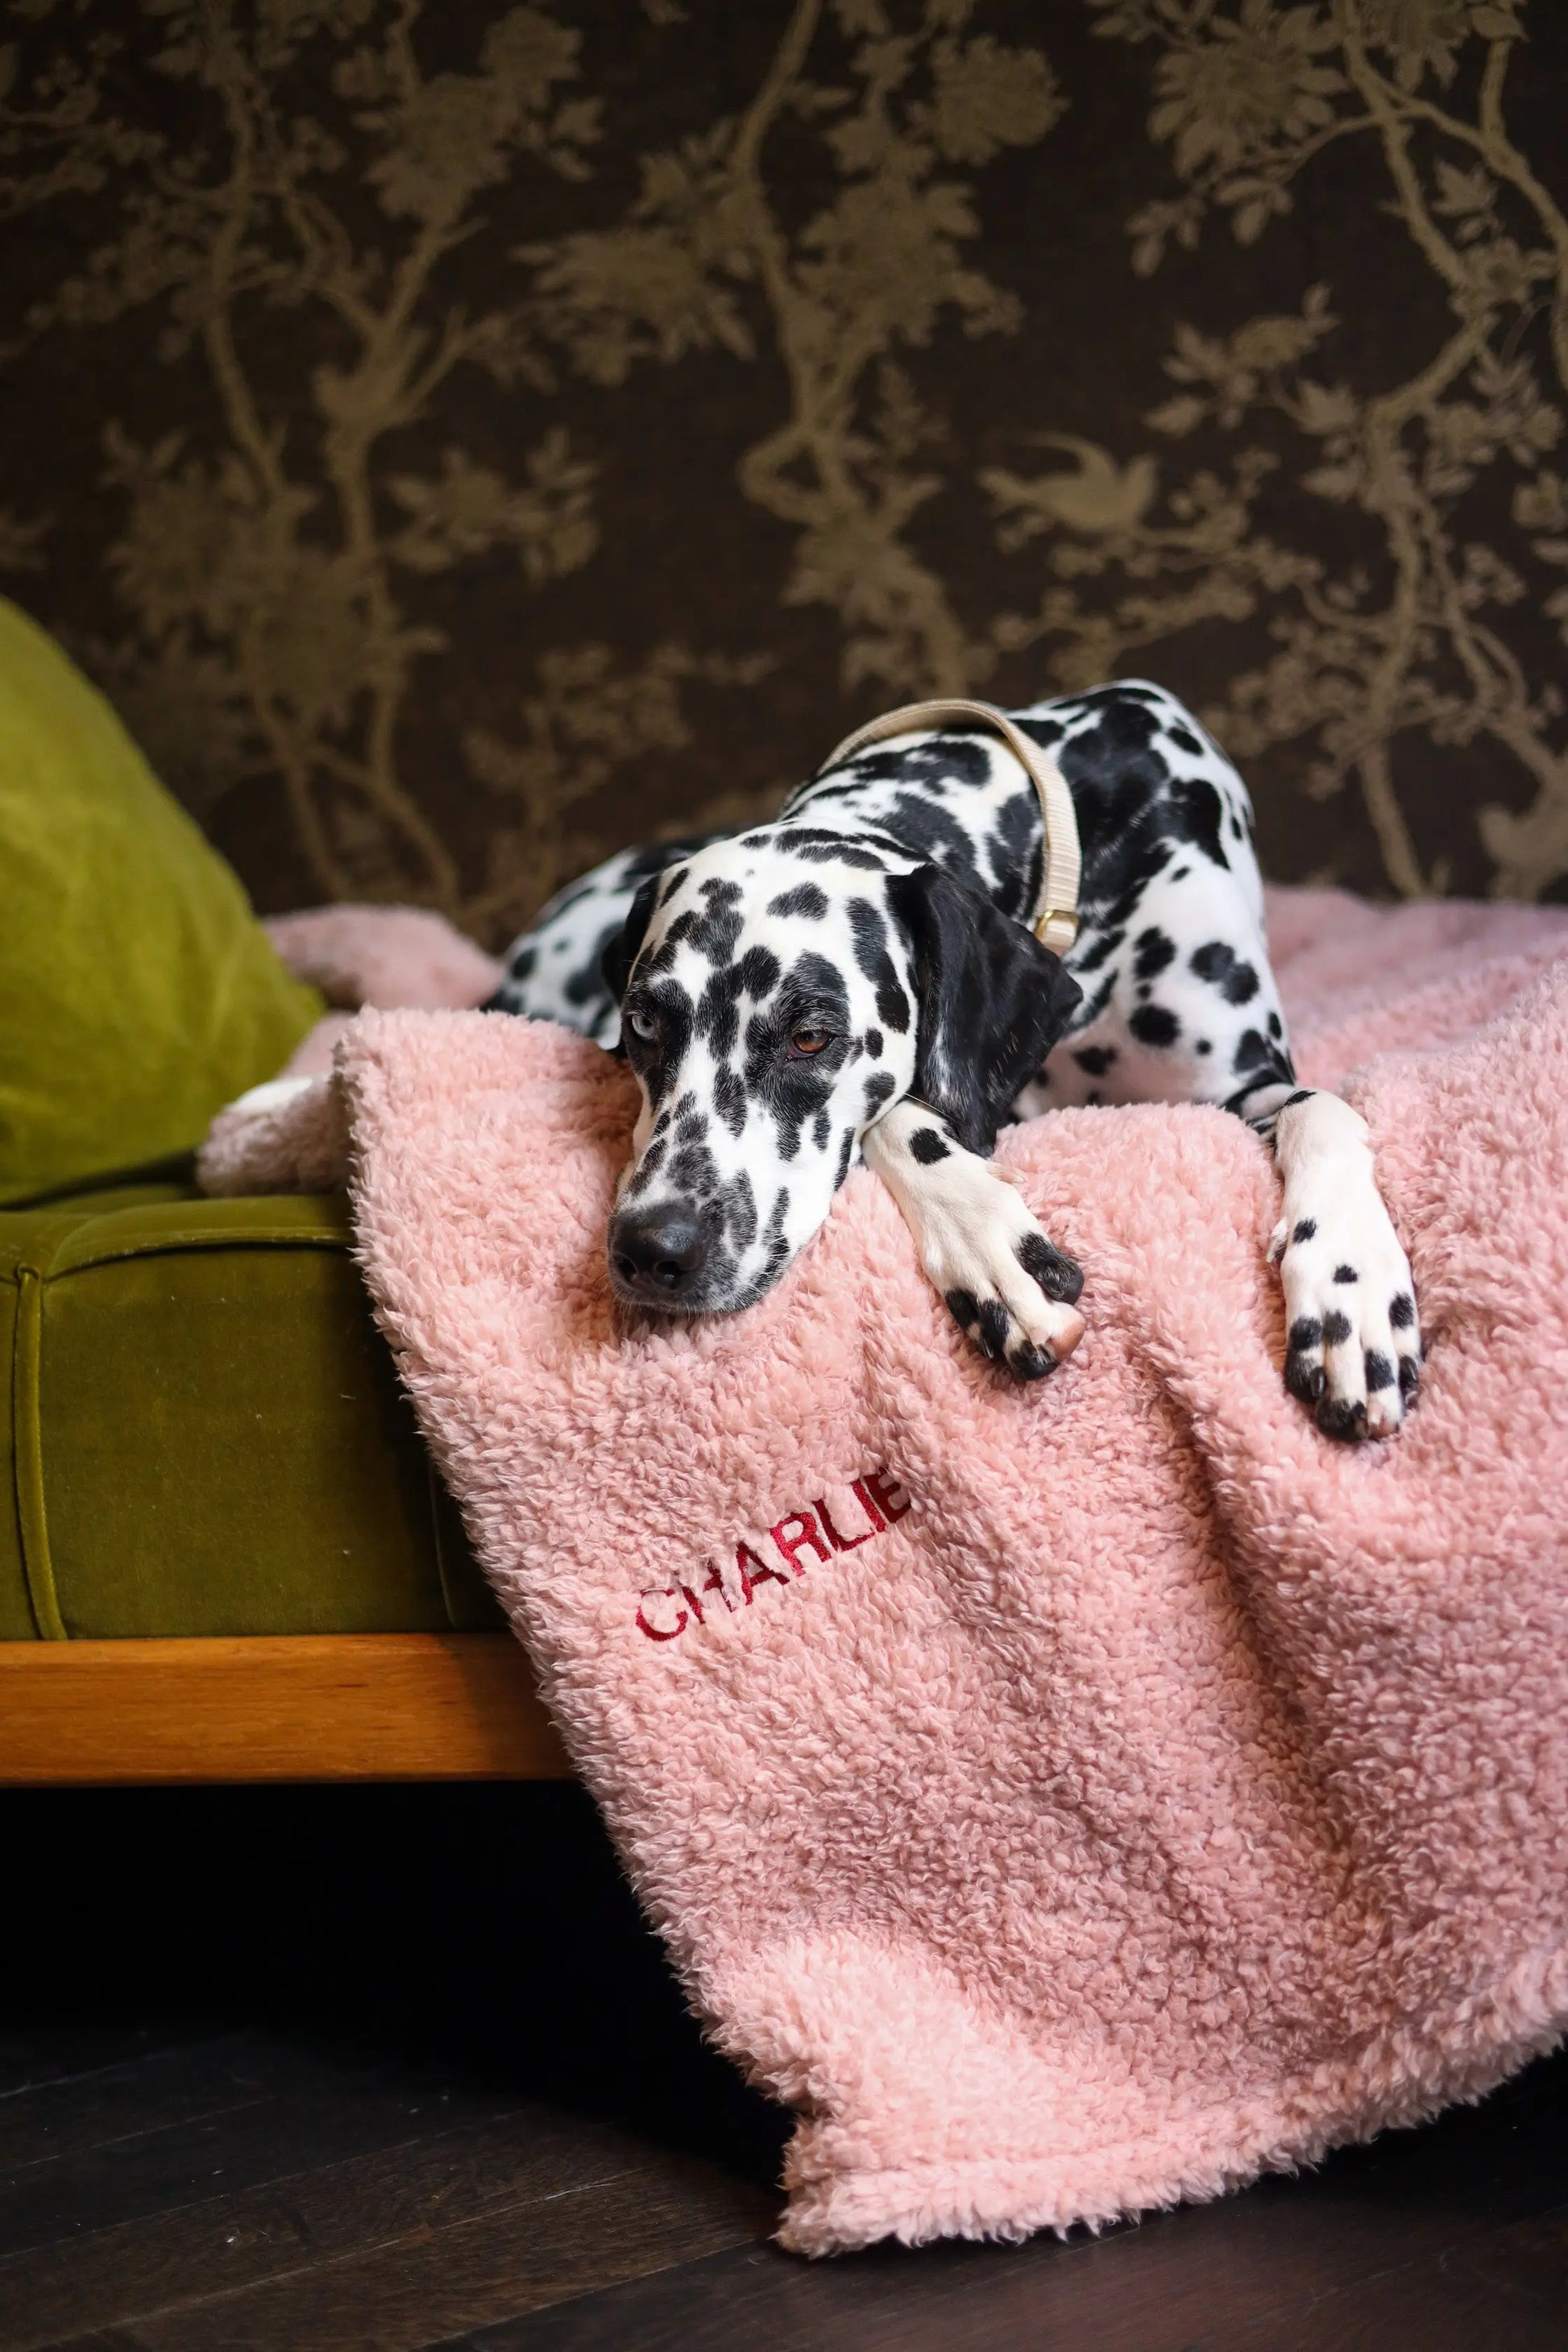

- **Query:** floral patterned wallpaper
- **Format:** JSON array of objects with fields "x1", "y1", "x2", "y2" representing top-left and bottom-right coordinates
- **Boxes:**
[{"x1": 1, "y1": 0, "x2": 1565, "y2": 940}]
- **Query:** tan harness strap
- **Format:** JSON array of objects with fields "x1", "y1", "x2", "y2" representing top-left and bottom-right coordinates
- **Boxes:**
[{"x1": 816, "y1": 698, "x2": 1081, "y2": 956}]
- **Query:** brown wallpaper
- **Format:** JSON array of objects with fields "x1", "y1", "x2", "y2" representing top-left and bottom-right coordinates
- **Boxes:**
[{"x1": 2, "y1": 0, "x2": 1566, "y2": 944}]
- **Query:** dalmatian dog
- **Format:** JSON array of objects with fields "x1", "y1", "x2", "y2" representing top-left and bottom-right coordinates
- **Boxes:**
[{"x1": 490, "y1": 681, "x2": 1421, "y2": 1440}]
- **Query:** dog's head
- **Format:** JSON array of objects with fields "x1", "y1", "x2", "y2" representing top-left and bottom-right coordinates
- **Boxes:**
[{"x1": 601, "y1": 828, "x2": 1081, "y2": 1315}]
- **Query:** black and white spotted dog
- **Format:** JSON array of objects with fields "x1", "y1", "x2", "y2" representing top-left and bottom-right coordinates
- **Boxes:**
[{"x1": 491, "y1": 681, "x2": 1420, "y2": 1440}]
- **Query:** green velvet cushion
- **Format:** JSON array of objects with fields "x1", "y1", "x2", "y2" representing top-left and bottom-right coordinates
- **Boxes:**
[
  {"x1": 0, "y1": 1183, "x2": 500, "y2": 1640},
  {"x1": 0, "y1": 597, "x2": 323, "y2": 1205}
]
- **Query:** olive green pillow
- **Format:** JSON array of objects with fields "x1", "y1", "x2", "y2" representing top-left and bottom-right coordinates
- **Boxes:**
[{"x1": 0, "y1": 598, "x2": 322, "y2": 1205}]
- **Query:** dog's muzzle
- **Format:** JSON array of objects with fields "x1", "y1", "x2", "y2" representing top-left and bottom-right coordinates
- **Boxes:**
[{"x1": 608, "y1": 1204, "x2": 709, "y2": 1306}]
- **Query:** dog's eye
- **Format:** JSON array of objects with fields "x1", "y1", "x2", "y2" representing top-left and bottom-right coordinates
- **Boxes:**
[
  {"x1": 788, "y1": 1025, "x2": 832, "y2": 1057},
  {"x1": 627, "y1": 1009, "x2": 659, "y2": 1043}
]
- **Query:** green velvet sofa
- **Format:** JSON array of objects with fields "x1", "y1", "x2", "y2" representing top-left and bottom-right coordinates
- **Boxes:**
[
  {"x1": 0, "y1": 595, "x2": 565, "y2": 1781},
  {"x1": 0, "y1": 1166, "x2": 566, "y2": 1782},
  {"x1": 1, "y1": 1170, "x2": 500, "y2": 1645}
]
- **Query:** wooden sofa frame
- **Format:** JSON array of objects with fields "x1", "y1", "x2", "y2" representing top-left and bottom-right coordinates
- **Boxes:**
[{"x1": 0, "y1": 1634, "x2": 570, "y2": 1783}]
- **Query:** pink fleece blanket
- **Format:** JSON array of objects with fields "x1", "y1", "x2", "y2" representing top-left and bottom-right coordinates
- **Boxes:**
[{"x1": 207, "y1": 889, "x2": 1568, "y2": 2253}]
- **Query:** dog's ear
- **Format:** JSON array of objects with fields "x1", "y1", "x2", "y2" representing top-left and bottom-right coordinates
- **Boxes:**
[
  {"x1": 887, "y1": 863, "x2": 1082, "y2": 1155},
  {"x1": 599, "y1": 874, "x2": 661, "y2": 1015}
]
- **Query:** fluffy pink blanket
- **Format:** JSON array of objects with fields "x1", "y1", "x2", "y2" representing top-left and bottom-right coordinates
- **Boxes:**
[{"x1": 206, "y1": 889, "x2": 1568, "y2": 2254}]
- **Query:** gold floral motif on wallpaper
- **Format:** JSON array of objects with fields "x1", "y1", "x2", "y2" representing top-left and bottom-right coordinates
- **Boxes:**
[{"x1": 0, "y1": 0, "x2": 1565, "y2": 928}]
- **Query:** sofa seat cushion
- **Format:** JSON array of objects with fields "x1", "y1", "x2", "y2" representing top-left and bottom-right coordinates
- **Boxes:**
[{"x1": 0, "y1": 1183, "x2": 500, "y2": 1640}]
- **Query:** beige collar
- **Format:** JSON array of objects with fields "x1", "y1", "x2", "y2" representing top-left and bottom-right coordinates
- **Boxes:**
[{"x1": 815, "y1": 698, "x2": 1081, "y2": 956}]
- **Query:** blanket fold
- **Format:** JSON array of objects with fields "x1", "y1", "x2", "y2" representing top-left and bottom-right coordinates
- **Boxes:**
[{"x1": 205, "y1": 890, "x2": 1568, "y2": 2252}]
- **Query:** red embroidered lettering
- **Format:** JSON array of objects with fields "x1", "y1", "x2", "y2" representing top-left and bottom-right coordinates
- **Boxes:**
[
  {"x1": 852, "y1": 1476, "x2": 886, "y2": 1532},
  {"x1": 736, "y1": 1541, "x2": 790, "y2": 1605},
  {"x1": 861, "y1": 1467, "x2": 912, "y2": 1525},
  {"x1": 635, "y1": 1588, "x2": 689, "y2": 1642},
  {"x1": 636, "y1": 1470, "x2": 912, "y2": 1646},
  {"x1": 770, "y1": 1509, "x2": 833, "y2": 1578},
  {"x1": 815, "y1": 1492, "x2": 877, "y2": 1553},
  {"x1": 695, "y1": 1560, "x2": 736, "y2": 1614}
]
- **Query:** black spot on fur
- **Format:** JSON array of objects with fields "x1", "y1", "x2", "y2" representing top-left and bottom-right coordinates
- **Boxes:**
[
  {"x1": 1364, "y1": 1350, "x2": 1396, "y2": 1391},
  {"x1": 1072, "y1": 972, "x2": 1116, "y2": 1031},
  {"x1": 1292, "y1": 1218, "x2": 1317, "y2": 1244},
  {"x1": 694, "y1": 967, "x2": 744, "y2": 1060},
  {"x1": 883, "y1": 790, "x2": 987, "y2": 894},
  {"x1": 670, "y1": 1137, "x2": 720, "y2": 1198},
  {"x1": 783, "y1": 837, "x2": 886, "y2": 870},
  {"x1": 666, "y1": 890, "x2": 743, "y2": 965},
  {"x1": 1389, "y1": 1292, "x2": 1415, "y2": 1329},
  {"x1": 848, "y1": 898, "x2": 911, "y2": 1035},
  {"x1": 1399, "y1": 1354, "x2": 1420, "y2": 1398},
  {"x1": 835, "y1": 1129, "x2": 856, "y2": 1188},
  {"x1": 864, "y1": 1072, "x2": 896, "y2": 1120},
  {"x1": 737, "y1": 944, "x2": 780, "y2": 998},
  {"x1": 987, "y1": 789, "x2": 1044, "y2": 924},
  {"x1": 865, "y1": 1027, "x2": 883, "y2": 1057},
  {"x1": 909, "y1": 1127, "x2": 950, "y2": 1164},
  {"x1": 1333, "y1": 1263, "x2": 1358, "y2": 1284},
  {"x1": 1232, "y1": 1028, "x2": 1293, "y2": 1088},
  {"x1": 1016, "y1": 1230, "x2": 1084, "y2": 1303},
  {"x1": 716, "y1": 1168, "x2": 757, "y2": 1254},
  {"x1": 1289, "y1": 1317, "x2": 1323, "y2": 1350},
  {"x1": 1009, "y1": 1342, "x2": 1056, "y2": 1380},
  {"x1": 1056, "y1": 696, "x2": 1232, "y2": 927},
  {"x1": 768, "y1": 882, "x2": 828, "y2": 919},
  {"x1": 976, "y1": 1297, "x2": 1011, "y2": 1361},
  {"x1": 1317, "y1": 1396, "x2": 1367, "y2": 1442},
  {"x1": 1134, "y1": 927, "x2": 1176, "y2": 981},
  {"x1": 945, "y1": 1287, "x2": 980, "y2": 1336},
  {"x1": 1190, "y1": 940, "x2": 1259, "y2": 1004},
  {"x1": 1072, "y1": 927, "x2": 1123, "y2": 976},
  {"x1": 713, "y1": 1064, "x2": 746, "y2": 1137},
  {"x1": 1129, "y1": 1002, "x2": 1180, "y2": 1047},
  {"x1": 1322, "y1": 1309, "x2": 1353, "y2": 1346},
  {"x1": 876, "y1": 977, "x2": 911, "y2": 1034},
  {"x1": 1168, "y1": 724, "x2": 1203, "y2": 754},
  {"x1": 1073, "y1": 1044, "x2": 1118, "y2": 1076}
]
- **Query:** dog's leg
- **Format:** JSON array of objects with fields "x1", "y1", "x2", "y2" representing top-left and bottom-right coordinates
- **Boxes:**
[
  {"x1": 1262, "y1": 1088, "x2": 1421, "y2": 1441},
  {"x1": 862, "y1": 1102, "x2": 1085, "y2": 1380}
]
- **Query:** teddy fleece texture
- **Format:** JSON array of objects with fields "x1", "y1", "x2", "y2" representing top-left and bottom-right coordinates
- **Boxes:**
[{"x1": 202, "y1": 888, "x2": 1568, "y2": 2254}]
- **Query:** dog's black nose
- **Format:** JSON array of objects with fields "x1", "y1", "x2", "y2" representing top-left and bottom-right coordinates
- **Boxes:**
[{"x1": 609, "y1": 1207, "x2": 707, "y2": 1300}]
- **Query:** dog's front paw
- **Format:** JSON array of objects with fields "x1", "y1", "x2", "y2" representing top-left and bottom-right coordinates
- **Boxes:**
[
  {"x1": 1267, "y1": 1198, "x2": 1421, "y2": 1441},
  {"x1": 941, "y1": 1215, "x2": 1086, "y2": 1383},
  {"x1": 861, "y1": 1105, "x2": 1087, "y2": 1383}
]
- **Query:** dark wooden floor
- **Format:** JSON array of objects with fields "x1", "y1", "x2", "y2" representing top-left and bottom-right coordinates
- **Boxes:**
[{"x1": 2, "y1": 1786, "x2": 1565, "y2": 2351}]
